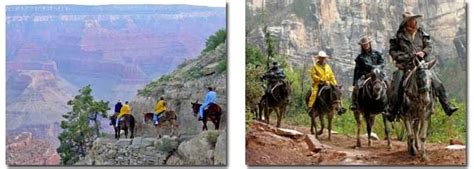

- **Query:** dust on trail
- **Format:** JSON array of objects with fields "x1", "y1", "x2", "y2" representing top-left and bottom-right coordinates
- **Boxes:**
[{"x1": 246, "y1": 121, "x2": 466, "y2": 166}]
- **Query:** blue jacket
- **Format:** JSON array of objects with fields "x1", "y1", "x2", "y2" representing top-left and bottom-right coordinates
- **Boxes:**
[
  {"x1": 114, "y1": 102, "x2": 122, "y2": 113},
  {"x1": 203, "y1": 91, "x2": 217, "y2": 107}
]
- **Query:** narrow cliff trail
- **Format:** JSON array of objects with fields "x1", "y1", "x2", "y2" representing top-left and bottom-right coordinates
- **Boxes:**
[{"x1": 246, "y1": 121, "x2": 465, "y2": 166}]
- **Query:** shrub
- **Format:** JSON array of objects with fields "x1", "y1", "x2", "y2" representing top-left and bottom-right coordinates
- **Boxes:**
[
  {"x1": 158, "y1": 138, "x2": 176, "y2": 153},
  {"x1": 203, "y1": 29, "x2": 226, "y2": 53},
  {"x1": 206, "y1": 131, "x2": 220, "y2": 147}
]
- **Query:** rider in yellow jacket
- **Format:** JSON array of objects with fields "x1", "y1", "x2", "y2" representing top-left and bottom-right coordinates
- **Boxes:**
[
  {"x1": 308, "y1": 51, "x2": 338, "y2": 109},
  {"x1": 116, "y1": 101, "x2": 131, "y2": 127},
  {"x1": 154, "y1": 97, "x2": 167, "y2": 126}
]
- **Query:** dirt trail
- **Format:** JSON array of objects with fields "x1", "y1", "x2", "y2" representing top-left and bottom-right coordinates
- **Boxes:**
[{"x1": 246, "y1": 121, "x2": 466, "y2": 166}]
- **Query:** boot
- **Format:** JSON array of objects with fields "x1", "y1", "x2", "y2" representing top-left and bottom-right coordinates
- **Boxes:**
[
  {"x1": 440, "y1": 100, "x2": 458, "y2": 116},
  {"x1": 350, "y1": 86, "x2": 358, "y2": 111},
  {"x1": 433, "y1": 80, "x2": 458, "y2": 116}
]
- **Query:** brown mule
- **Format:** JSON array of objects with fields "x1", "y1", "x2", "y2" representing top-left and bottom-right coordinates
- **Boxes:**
[{"x1": 191, "y1": 101, "x2": 222, "y2": 131}]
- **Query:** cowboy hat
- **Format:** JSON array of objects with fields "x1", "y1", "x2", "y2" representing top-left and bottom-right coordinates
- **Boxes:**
[
  {"x1": 358, "y1": 36, "x2": 372, "y2": 45},
  {"x1": 402, "y1": 11, "x2": 422, "y2": 23},
  {"x1": 315, "y1": 51, "x2": 329, "y2": 58}
]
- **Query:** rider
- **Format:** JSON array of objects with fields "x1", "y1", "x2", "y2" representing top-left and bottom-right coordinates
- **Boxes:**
[
  {"x1": 262, "y1": 61, "x2": 286, "y2": 95},
  {"x1": 307, "y1": 51, "x2": 337, "y2": 112},
  {"x1": 116, "y1": 101, "x2": 131, "y2": 127},
  {"x1": 111, "y1": 100, "x2": 122, "y2": 125},
  {"x1": 350, "y1": 36, "x2": 386, "y2": 111},
  {"x1": 114, "y1": 100, "x2": 122, "y2": 115},
  {"x1": 387, "y1": 11, "x2": 458, "y2": 121},
  {"x1": 198, "y1": 87, "x2": 217, "y2": 121},
  {"x1": 154, "y1": 97, "x2": 167, "y2": 126}
]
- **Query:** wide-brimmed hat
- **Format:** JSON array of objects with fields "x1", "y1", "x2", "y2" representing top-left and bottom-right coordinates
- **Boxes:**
[
  {"x1": 402, "y1": 11, "x2": 422, "y2": 23},
  {"x1": 315, "y1": 51, "x2": 329, "y2": 58},
  {"x1": 358, "y1": 36, "x2": 372, "y2": 45}
]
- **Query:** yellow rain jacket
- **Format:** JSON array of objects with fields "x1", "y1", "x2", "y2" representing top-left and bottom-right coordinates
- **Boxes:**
[
  {"x1": 154, "y1": 100, "x2": 167, "y2": 115},
  {"x1": 308, "y1": 63, "x2": 337, "y2": 108},
  {"x1": 118, "y1": 104, "x2": 131, "y2": 119}
]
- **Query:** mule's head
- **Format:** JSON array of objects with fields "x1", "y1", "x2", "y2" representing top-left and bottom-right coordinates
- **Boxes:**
[
  {"x1": 411, "y1": 58, "x2": 437, "y2": 103},
  {"x1": 191, "y1": 100, "x2": 201, "y2": 116},
  {"x1": 367, "y1": 66, "x2": 387, "y2": 100},
  {"x1": 331, "y1": 85, "x2": 346, "y2": 115},
  {"x1": 109, "y1": 114, "x2": 117, "y2": 126},
  {"x1": 415, "y1": 58, "x2": 436, "y2": 92}
]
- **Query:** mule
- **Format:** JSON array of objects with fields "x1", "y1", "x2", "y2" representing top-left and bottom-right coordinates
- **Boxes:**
[
  {"x1": 143, "y1": 111, "x2": 178, "y2": 127},
  {"x1": 110, "y1": 114, "x2": 135, "y2": 139},
  {"x1": 191, "y1": 101, "x2": 222, "y2": 131},
  {"x1": 354, "y1": 66, "x2": 392, "y2": 148},
  {"x1": 306, "y1": 85, "x2": 344, "y2": 140},
  {"x1": 400, "y1": 58, "x2": 437, "y2": 161},
  {"x1": 261, "y1": 80, "x2": 291, "y2": 128}
]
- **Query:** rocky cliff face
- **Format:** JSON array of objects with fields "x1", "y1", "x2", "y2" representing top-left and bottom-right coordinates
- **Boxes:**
[
  {"x1": 7, "y1": 5, "x2": 226, "y2": 102},
  {"x1": 6, "y1": 132, "x2": 60, "y2": 165},
  {"x1": 246, "y1": 0, "x2": 466, "y2": 98}
]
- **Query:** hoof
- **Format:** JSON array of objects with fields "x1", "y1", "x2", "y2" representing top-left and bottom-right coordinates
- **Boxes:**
[
  {"x1": 421, "y1": 155, "x2": 430, "y2": 162},
  {"x1": 354, "y1": 144, "x2": 361, "y2": 149}
]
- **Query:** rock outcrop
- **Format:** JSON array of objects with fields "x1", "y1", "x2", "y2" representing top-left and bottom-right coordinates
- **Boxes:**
[{"x1": 79, "y1": 131, "x2": 225, "y2": 166}]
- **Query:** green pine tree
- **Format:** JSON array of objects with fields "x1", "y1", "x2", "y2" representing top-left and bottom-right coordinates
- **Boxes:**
[{"x1": 57, "y1": 85, "x2": 110, "y2": 165}]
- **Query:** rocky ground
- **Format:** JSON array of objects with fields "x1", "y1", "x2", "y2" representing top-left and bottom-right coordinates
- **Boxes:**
[
  {"x1": 246, "y1": 121, "x2": 466, "y2": 166},
  {"x1": 77, "y1": 130, "x2": 226, "y2": 166}
]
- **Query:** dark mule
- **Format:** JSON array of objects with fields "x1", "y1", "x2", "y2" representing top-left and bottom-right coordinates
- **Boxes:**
[
  {"x1": 400, "y1": 58, "x2": 437, "y2": 161},
  {"x1": 110, "y1": 114, "x2": 135, "y2": 139},
  {"x1": 191, "y1": 101, "x2": 222, "y2": 131},
  {"x1": 354, "y1": 66, "x2": 391, "y2": 148},
  {"x1": 262, "y1": 80, "x2": 291, "y2": 128},
  {"x1": 306, "y1": 85, "x2": 344, "y2": 140}
]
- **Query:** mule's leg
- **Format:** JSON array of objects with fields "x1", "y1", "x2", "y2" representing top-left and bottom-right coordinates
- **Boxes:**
[
  {"x1": 403, "y1": 117, "x2": 416, "y2": 156},
  {"x1": 202, "y1": 120, "x2": 208, "y2": 131},
  {"x1": 309, "y1": 110, "x2": 315, "y2": 134},
  {"x1": 366, "y1": 114, "x2": 375, "y2": 147},
  {"x1": 383, "y1": 115, "x2": 392, "y2": 149},
  {"x1": 327, "y1": 112, "x2": 334, "y2": 141},
  {"x1": 420, "y1": 114, "x2": 430, "y2": 161},
  {"x1": 130, "y1": 127, "x2": 134, "y2": 139},
  {"x1": 312, "y1": 112, "x2": 319, "y2": 140},
  {"x1": 276, "y1": 108, "x2": 283, "y2": 128},
  {"x1": 215, "y1": 114, "x2": 221, "y2": 130},
  {"x1": 354, "y1": 111, "x2": 362, "y2": 148},
  {"x1": 264, "y1": 107, "x2": 270, "y2": 125},
  {"x1": 124, "y1": 127, "x2": 128, "y2": 138},
  {"x1": 317, "y1": 113, "x2": 324, "y2": 136},
  {"x1": 413, "y1": 120, "x2": 420, "y2": 151}
]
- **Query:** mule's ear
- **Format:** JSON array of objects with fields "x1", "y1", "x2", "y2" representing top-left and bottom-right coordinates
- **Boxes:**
[{"x1": 427, "y1": 59, "x2": 437, "y2": 69}]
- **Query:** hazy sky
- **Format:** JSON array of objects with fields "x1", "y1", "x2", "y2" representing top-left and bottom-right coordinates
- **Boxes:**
[{"x1": 3, "y1": 0, "x2": 226, "y2": 7}]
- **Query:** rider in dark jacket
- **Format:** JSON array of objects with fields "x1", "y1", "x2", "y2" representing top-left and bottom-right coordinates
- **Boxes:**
[
  {"x1": 262, "y1": 61, "x2": 286, "y2": 94},
  {"x1": 350, "y1": 36, "x2": 386, "y2": 111},
  {"x1": 387, "y1": 11, "x2": 458, "y2": 121}
]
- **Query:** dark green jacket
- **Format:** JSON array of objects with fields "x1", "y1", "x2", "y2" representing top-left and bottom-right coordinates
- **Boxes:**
[
  {"x1": 353, "y1": 49, "x2": 384, "y2": 86},
  {"x1": 389, "y1": 26, "x2": 432, "y2": 70}
]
